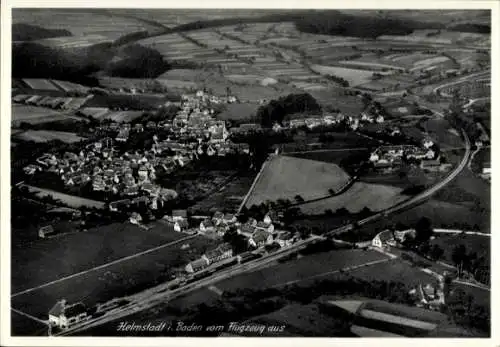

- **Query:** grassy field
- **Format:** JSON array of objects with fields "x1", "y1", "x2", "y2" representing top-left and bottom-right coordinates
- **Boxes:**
[
  {"x1": 348, "y1": 260, "x2": 436, "y2": 287},
  {"x1": 309, "y1": 64, "x2": 375, "y2": 86},
  {"x1": 11, "y1": 310, "x2": 48, "y2": 336},
  {"x1": 287, "y1": 148, "x2": 370, "y2": 165},
  {"x1": 432, "y1": 168, "x2": 490, "y2": 222},
  {"x1": 216, "y1": 103, "x2": 259, "y2": 122},
  {"x1": 12, "y1": 231, "x2": 217, "y2": 319},
  {"x1": 245, "y1": 155, "x2": 350, "y2": 207},
  {"x1": 20, "y1": 185, "x2": 105, "y2": 209},
  {"x1": 11, "y1": 222, "x2": 187, "y2": 292},
  {"x1": 11, "y1": 105, "x2": 72, "y2": 125},
  {"x1": 299, "y1": 182, "x2": 405, "y2": 215},
  {"x1": 217, "y1": 249, "x2": 388, "y2": 292},
  {"x1": 14, "y1": 130, "x2": 85, "y2": 143}
]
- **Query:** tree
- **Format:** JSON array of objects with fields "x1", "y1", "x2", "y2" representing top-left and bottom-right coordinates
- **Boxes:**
[
  {"x1": 415, "y1": 217, "x2": 433, "y2": 243},
  {"x1": 418, "y1": 241, "x2": 431, "y2": 256},
  {"x1": 429, "y1": 244, "x2": 444, "y2": 260},
  {"x1": 452, "y1": 244, "x2": 468, "y2": 277}
]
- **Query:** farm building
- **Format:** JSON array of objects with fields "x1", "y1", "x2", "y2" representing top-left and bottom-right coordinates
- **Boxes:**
[
  {"x1": 38, "y1": 225, "x2": 57, "y2": 238},
  {"x1": 48, "y1": 299, "x2": 89, "y2": 330},
  {"x1": 185, "y1": 257, "x2": 210, "y2": 273}
]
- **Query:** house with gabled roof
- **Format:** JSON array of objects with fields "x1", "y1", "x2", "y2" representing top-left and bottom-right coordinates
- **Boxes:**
[
  {"x1": 39, "y1": 225, "x2": 57, "y2": 238},
  {"x1": 185, "y1": 257, "x2": 209, "y2": 273},
  {"x1": 48, "y1": 299, "x2": 89, "y2": 329},
  {"x1": 249, "y1": 230, "x2": 273, "y2": 248},
  {"x1": 203, "y1": 243, "x2": 233, "y2": 264},
  {"x1": 199, "y1": 219, "x2": 215, "y2": 233},
  {"x1": 255, "y1": 221, "x2": 274, "y2": 234}
]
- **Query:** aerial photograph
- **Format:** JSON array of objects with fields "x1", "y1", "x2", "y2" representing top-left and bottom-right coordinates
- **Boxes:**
[{"x1": 9, "y1": 8, "x2": 491, "y2": 338}]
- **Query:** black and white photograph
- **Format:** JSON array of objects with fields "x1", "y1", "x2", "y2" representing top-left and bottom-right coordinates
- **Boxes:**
[{"x1": 2, "y1": 3, "x2": 497, "y2": 343}]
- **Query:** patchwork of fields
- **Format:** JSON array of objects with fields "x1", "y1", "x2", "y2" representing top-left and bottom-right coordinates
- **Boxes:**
[
  {"x1": 14, "y1": 130, "x2": 85, "y2": 143},
  {"x1": 245, "y1": 155, "x2": 351, "y2": 207},
  {"x1": 11, "y1": 105, "x2": 83, "y2": 126},
  {"x1": 14, "y1": 9, "x2": 160, "y2": 42}
]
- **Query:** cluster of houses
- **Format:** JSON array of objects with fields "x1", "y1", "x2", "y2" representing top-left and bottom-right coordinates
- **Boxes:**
[
  {"x1": 283, "y1": 113, "x2": 361, "y2": 131},
  {"x1": 12, "y1": 93, "x2": 92, "y2": 111},
  {"x1": 48, "y1": 299, "x2": 89, "y2": 330},
  {"x1": 185, "y1": 242, "x2": 234, "y2": 273},
  {"x1": 368, "y1": 138, "x2": 451, "y2": 172},
  {"x1": 371, "y1": 229, "x2": 416, "y2": 249},
  {"x1": 408, "y1": 278, "x2": 446, "y2": 311}
]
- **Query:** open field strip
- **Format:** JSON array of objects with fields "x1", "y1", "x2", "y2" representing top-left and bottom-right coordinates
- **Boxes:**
[
  {"x1": 11, "y1": 308, "x2": 49, "y2": 325},
  {"x1": 11, "y1": 234, "x2": 197, "y2": 298},
  {"x1": 270, "y1": 257, "x2": 393, "y2": 289},
  {"x1": 20, "y1": 185, "x2": 105, "y2": 209},
  {"x1": 15, "y1": 130, "x2": 86, "y2": 143}
]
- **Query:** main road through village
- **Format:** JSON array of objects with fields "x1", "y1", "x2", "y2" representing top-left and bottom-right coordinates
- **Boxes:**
[{"x1": 51, "y1": 122, "x2": 471, "y2": 336}]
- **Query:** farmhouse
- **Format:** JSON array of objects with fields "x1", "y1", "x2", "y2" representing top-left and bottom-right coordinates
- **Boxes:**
[
  {"x1": 371, "y1": 230, "x2": 394, "y2": 248},
  {"x1": 275, "y1": 231, "x2": 294, "y2": 248},
  {"x1": 173, "y1": 220, "x2": 189, "y2": 232},
  {"x1": 129, "y1": 212, "x2": 142, "y2": 225},
  {"x1": 203, "y1": 243, "x2": 233, "y2": 264},
  {"x1": 185, "y1": 257, "x2": 210, "y2": 273},
  {"x1": 199, "y1": 219, "x2": 215, "y2": 233},
  {"x1": 255, "y1": 221, "x2": 274, "y2": 234},
  {"x1": 249, "y1": 230, "x2": 273, "y2": 248},
  {"x1": 48, "y1": 299, "x2": 89, "y2": 330},
  {"x1": 169, "y1": 210, "x2": 188, "y2": 222},
  {"x1": 238, "y1": 224, "x2": 257, "y2": 238},
  {"x1": 39, "y1": 225, "x2": 57, "y2": 238}
]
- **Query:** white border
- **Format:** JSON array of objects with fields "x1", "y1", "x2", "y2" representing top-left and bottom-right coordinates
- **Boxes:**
[{"x1": 1, "y1": 1, "x2": 499, "y2": 346}]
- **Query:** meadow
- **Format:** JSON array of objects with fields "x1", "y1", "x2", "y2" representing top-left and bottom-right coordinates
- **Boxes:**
[
  {"x1": 299, "y1": 182, "x2": 405, "y2": 215},
  {"x1": 14, "y1": 130, "x2": 85, "y2": 143},
  {"x1": 245, "y1": 155, "x2": 351, "y2": 207}
]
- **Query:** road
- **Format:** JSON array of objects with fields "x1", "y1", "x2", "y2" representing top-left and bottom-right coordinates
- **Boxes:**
[{"x1": 56, "y1": 126, "x2": 471, "y2": 336}]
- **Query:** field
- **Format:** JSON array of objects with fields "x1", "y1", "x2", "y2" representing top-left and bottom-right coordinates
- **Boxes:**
[
  {"x1": 353, "y1": 198, "x2": 490, "y2": 242},
  {"x1": 12, "y1": 222, "x2": 185, "y2": 291},
  {"x1": 11, "y1": 105, "x2": 76, "y2": 126},
  {"x1": 299, "y1": 182, "x2": 406, "y2": 214},
  {"x1": 431, "y1": 233, "x2": 490, "y2": 264},
  {"x1": 216, "y1": 103, "x2": 259, "y2": 121},
  {"x1": 189, "y1": 175, "x2": 255, "y2": 214},
  {"x1": 245, "y1": 155, "x2": 350, "y2": 207},
  {"x1": 348, "y1": 260, "x2": 436, "y2": 287},
  {"x1": 20, "y1": 185, "x2": 105, "y2": 209},
  {"x1": 13, "y1": 9, "x2": 160, "y2": 41},
  {"x1": 422, "y1": 118, "x2": 464, "y2": 149},
  {"x1": 432, "y1": 168, "x2": 490, "y2": 220},
  {"x1": 11, "y1": 223, "x2": 217, "y2": 321},
  {"x1": 217, "y1": 249, "x2": 388, "y2": 292},
  {"x1": 309, "y1": 64, "x2": 375, "y2": 86},
  {"x1": 14, "y1": 130, "x2": 85, "y2": 143},
  {"x1": 309, "y1": 89, "x2": 366, "y2": 115},
  {"x1": 288, "y1": 148, "x2": 370, "y2": 166},
  {"x1": 22, "y1": 79, "x2": 60, "y2": 91}
]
